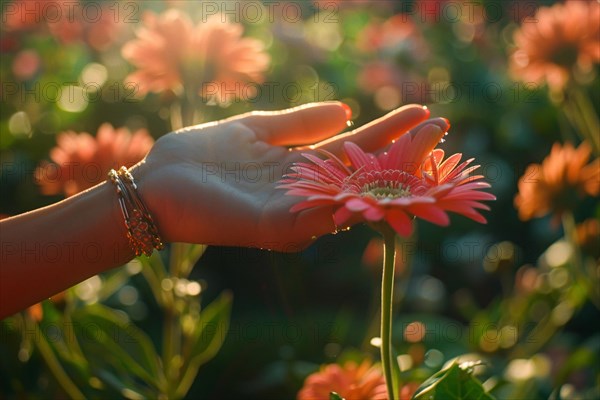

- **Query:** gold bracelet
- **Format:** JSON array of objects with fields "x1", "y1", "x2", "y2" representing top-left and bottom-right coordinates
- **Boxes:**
[{"x1": 108, "y1": 166, "x2": 164, "y2": 256}]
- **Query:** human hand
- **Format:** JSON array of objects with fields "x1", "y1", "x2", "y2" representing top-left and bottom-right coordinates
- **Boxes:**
[{"x1": 134, "y1": 102, "x2": 437, "y2": 250}]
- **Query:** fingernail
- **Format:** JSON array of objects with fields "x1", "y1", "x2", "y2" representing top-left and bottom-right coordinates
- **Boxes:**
[
  {"x1": 341, "y1": 103, "x2": 352, "y2": 120},
  {"x1": 441, "y1": 117, "x2": 450, "y2": 129}
]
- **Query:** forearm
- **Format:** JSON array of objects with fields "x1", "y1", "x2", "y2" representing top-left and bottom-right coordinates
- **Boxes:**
[{"x1": 0, "y1": 181, "x2": 134, "y2": 319}]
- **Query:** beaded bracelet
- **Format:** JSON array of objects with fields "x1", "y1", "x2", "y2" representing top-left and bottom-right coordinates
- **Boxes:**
[{"x1": 108, "y1": 166, "x2": 164, "y2": 256}]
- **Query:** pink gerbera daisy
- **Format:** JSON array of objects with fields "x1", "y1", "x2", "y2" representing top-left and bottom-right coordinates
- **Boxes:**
[{"x1": 279, "y1": 124, "x2": 495, "y2": 236}]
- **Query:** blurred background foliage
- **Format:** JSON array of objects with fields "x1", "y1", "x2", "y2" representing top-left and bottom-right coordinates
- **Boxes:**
[{"x1": 1, "y1": 0, "x2": 599, "y2": 399}]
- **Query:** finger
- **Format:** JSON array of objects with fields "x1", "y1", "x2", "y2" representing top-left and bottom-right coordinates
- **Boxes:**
[
  {"x1": 293, "y1": 206, "x2": 336, "y2": 241},
  {"x1": 242, "y1": 101, "x2": 351, "y2": 146},
  {"x1": 407, "y1": 117, "x2": 450, "y2": 138},
  {"x1": 311, "y1": 104, "x2": 429, "y2": 160},
  {"x1": 376, "y1": 117, "x2": 450, "y2": 154},
  {"x1": 291, "y1": 206, "x2": 364, "y2": 250}
]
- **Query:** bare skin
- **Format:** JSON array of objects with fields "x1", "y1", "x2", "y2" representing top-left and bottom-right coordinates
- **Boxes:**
[{"x1": 0, "y1": 102, "x2": 436, "y2": 318}]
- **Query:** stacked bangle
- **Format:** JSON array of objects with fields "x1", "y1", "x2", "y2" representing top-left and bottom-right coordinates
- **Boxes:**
[{"x1": 108, "y1": 166, "x2": 164, "y2": 256}]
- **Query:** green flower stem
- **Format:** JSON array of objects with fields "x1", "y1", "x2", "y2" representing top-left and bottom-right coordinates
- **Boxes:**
[
  {"x1": 571, "y1": 87, "x2": 600, "y2": 155},
  {"x1": 562, "y1": 212, "x2": 599, "y2": 308},
  {"x1": 562, "y1": 86, "x2": 600, "y2": 156},
  {"x1": 511, "y1": 211, "x2": 590, "y2": 359},
  {"x1": 381, "y1": 228, "x2": 398, "y2": 400}
]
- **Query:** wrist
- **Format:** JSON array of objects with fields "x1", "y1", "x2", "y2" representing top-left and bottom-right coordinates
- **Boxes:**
[{"x1": 129, "y1": 161, "x2": 173, "y2": 244}]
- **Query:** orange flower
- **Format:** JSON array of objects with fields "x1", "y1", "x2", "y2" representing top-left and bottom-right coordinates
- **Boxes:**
[
  {"x1": 122, "y1": 10, "x2": 270, "y2": 103},
  {"x1": 2, "y1": 0, "x2": 122, "y2": 51},
  {"x1": 362, "y1": 237, "x2": 385, "y2": 271},
  {"x1": 576, "y1": 218, "x2": 600, "y2": 259},
  {"x1": 25, "y1": 292, "x2": 66, "y2": 322},
  {"x1": 514, "y1": 142, "x2": 600, "y2": 221},
  {"x1": 362, "y1": 236, "x2": 407, "y2": 276},
  {"x1": 297, "y1": 360, "x2": 387, "y2": 400},
  {"x1": 509, "y1": 1, "x2": 600, "y2": 91},
  {"x1": 35, "y1": 123, "x2": 154, "y2": 197}
]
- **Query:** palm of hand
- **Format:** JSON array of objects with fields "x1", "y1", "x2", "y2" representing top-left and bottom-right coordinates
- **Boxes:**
[{"x1": 137, "y1": 103, "x2": 432, "y2": 250}]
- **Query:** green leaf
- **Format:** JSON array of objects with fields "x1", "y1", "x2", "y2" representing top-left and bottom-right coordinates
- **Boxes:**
[
  {"x1": 555, "y1": 335, "x2": 600, "y2": 386},
  {"x1": 330, "y1": 392, "x2": 345, "y2": 400},
  {"x1": 95, "y1": 369, "x2": 153, "y2": 399},
  {"x1": 189, "y1": 291, "x2": 233, "y2": 364},
  {"x1": 71, "y1": 304, "x2": 165, "y2": 392},
  {"x1": 175, "y1": 291, "x2": 233, "y2": 397},
  {"x1": 412, "y1": 362, "x2": 496, "y2": 400}
]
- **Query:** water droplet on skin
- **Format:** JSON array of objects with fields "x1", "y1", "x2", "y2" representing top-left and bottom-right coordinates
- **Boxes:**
[
  {"x1": 346, "y1": 120, "x2": 354, "y2": 127},
  {"x1": 439, "y1": 138, "x2": 446, "y2": 143},
  {"x1": 444, "y1": 132, "x2": 448, "y2": 136},
  {"x1": 311, "y1": 236, "x2": 317, "y2": 240}
]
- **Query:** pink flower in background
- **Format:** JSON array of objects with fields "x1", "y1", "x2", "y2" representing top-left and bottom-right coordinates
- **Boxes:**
[
  {"x1": 2, "y1": 0, "x2": 122, "y2": 50},
  {"x1": 357, "y1": 61, "x2": 429, "y2": 106},
  {"x1": 357, "y1": 61, "x2": 402, "y2": 92},
  {"x1": 122, "y1": 10, "x2": 270, "y2": 103},
  {"x1": 1, "y1": 0, "x2": 45, "y2": 31},
  {"x1": 509, "y1": 1, "x2": 600, "y2": 91},
  {"x1": 297, "y1": 360, "x2": 387, "y2": 400},
  {"x1": 12, "y1": 49, "x2": 40, "y2": 80},
  {"x1": 35, "y1": 124, "x2": 154, "y2": 197},
  {"x1": 279, "y1": 124, "x2": 494, "y2": 237},
  {"x1": 355, "y1": 14, "x2": 429, "y2": 109},
  {"x1": 357, "y1": 14, "x2": 429, "y2": 61},
  {"x1": 47, "y1": 4, "x2": 123, "y2": 51}
]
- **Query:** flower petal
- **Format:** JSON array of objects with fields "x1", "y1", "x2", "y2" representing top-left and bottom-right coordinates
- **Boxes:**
[
  {"x1": 333, "y1": 206, "x2": 353, "y2": 226},
  {"x1": 408, "y1": 204, "x2": 450, "y2": 226},
  {"x1": 344, "y1": 142, "x2": 380, "y2": 172},
  {"x1": 386, "y1": 209, "x2": 413, "y2": 237},
  {"x1": 404, "y1": 124, "x2": 445, "y2": 175},
  {"x1": 363, "y1": 206, "x2": 385, "y2": 221},
  {"x1": 346, "y1": 197, "x2": 371, "y2": 212}
]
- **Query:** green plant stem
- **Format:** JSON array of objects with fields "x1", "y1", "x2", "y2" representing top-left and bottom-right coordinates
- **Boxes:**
[
  {"x1": 363, "y1": 235, "x2": 415, "y2": 352},
  {"x1": 562, "y1": 86, "x2": 600, "y2": 156},
  {"x1": 25, "y1": 317, "x2": 85, "y2": 399},
  {"x1": 511, "y1": 212, "x2": 589, "y2": 359},
  {"x1": 163, "y1": 302, "x2": 180, "y2": 397},
  {"x1": 562, "y1": 212, "x2": 599, "y2": 308},
  {"x1": 571, "y1": 87, "x2": 600, "y2": 155},
  {"x1": 161, "y1": 243, "x2": 188, "y2": 396},
  {"x1": 381, "y1": 229, "x2": 397, "y2": 400}
]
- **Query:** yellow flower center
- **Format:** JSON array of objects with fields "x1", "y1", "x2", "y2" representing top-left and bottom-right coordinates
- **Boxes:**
[
  {"x1": 362, "y1": 183, "x2": 413, "y2": 199},
  {"x1": 343, "y1": 169, "x2": 427, "y2": 199}
]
